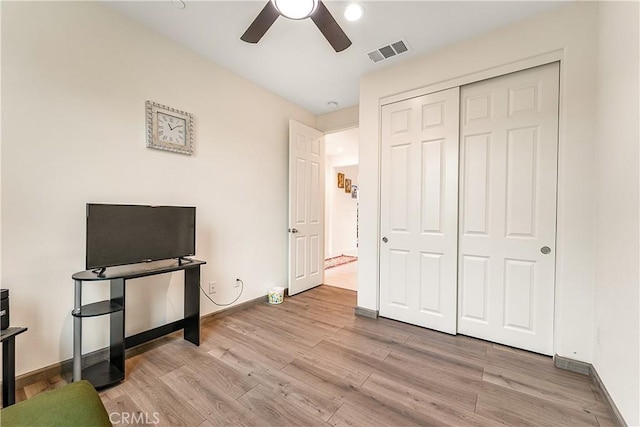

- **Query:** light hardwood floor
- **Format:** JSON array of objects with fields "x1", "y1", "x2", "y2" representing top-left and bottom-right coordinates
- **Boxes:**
[
  {"x1": 17, "y1": 286, "x2": 617, "y2": 426},
  {"x1": 324, "y1": 260, "x2": 358, "y2": 291}
]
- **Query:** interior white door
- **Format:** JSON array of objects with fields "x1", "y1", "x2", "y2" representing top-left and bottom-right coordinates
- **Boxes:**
[
  {"x1": 288, "y1": 119, "x2": 325, "y2": 296},
  {"x1": 458, "y1": 62, "x2": 559, "y2": 355},
  {"x1": 379, "y1": 87, "x2": 460, "y2": 334}
]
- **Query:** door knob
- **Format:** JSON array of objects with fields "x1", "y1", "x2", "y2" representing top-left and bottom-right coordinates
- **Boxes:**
[
  {"x1": 541, "y1": 246, "x2": 551, "y2": 254},
  {"x1": 289, "y1": 228, "x2": 299, "y2": 234},
  {"x1": 382, "y1": 237, "x2": 388, "y2": 243}
]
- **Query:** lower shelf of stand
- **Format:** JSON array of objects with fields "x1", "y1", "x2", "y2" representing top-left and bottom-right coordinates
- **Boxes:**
[{"x1": 80, "y1": 360, "x2": 124, "y2": 389}]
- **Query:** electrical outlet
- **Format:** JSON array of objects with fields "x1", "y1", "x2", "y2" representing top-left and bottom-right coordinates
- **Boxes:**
[{"x1": 208, "y1": 281, "x2": 216, "y2": 294}]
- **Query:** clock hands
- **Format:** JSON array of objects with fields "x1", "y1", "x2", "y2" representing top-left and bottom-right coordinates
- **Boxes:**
[{"x1": 167, "y1": 123, "x2": 183, "y2": 131}]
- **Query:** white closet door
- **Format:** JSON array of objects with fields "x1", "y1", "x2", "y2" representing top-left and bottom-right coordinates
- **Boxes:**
[
  {"x1": 458, "y1": 62, "x2": 559, "y2": 355},
  {"x1": 288, "y1": 120, "x2": 325, "y2": 296},
  {"x1": 380, "y1": 88, "x2": 460, "y2": 334}
]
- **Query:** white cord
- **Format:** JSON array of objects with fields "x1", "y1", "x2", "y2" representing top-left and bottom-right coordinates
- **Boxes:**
[{"x1": 199, "y1": 278, "x2": 243, "y2": 307}]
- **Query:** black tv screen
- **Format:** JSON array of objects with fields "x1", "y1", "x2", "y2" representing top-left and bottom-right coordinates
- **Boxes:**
[{"x1": 86, "y1": 204, "x2": 196, "y2": 270}]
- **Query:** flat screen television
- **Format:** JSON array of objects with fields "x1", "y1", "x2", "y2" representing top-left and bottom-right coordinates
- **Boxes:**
[{"x1": 86, "y1": 204, "x2": 196, "y2": 271}]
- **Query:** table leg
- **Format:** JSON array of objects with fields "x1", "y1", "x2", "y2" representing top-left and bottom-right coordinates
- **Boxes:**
[
  {"x1": 73, "y1": 279, "x2": 82, "y2": 382},
  {"x1": 183, "y1": 267, "x2": 200, "y2": 346},
  {"x1": 2, "y1": 337, "x2": 16, "y2": 407},
  {"x1": 110, "y1": 278, "x2": 125, "y2": 375}
]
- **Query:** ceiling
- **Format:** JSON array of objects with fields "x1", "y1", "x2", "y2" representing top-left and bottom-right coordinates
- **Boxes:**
[{"x1": 105, "y1": 1, "x2": 567, "y2": 115}]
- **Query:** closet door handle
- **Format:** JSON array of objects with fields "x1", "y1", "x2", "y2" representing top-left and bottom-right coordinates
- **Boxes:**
[
  {"x1": 382, "y1": 237, "x2": 388, "y2": 243},
  {"x1": 541, "y1": 246, "x2": 551, "y2": 254},
  {"x1": 289, "y1": 228, "x2": 299, "y2": 234}
]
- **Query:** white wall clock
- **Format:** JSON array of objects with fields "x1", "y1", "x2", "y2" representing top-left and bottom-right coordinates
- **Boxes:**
[{"x1": 146, "y1": 100, "x2": 194, "y2": 155}]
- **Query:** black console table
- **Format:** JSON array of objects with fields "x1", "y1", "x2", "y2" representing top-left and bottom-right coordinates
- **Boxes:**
[
  {"x1": 1, "y1": 327, "x2": 28, "y2": 407},
  {"x1": 72, "y1": 258, "x2": 205, "y2": 389}
]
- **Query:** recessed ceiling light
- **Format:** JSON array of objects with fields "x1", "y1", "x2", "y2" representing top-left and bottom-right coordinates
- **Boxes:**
[
  {"x1": 171, "y1": 0, "x2": 186, "y2": 9},
  {"x1": 344, "y1": 3, "x2": 363, "y2": 22},
  {"x1": 327, "y1": 101, "x2": 339, "y2": 109}
]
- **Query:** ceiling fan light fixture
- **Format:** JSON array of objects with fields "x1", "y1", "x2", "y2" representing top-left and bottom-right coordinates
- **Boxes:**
[
  {"x1": 242, "y1": 0, "x2": 352, "y2": 52},
  {"x1": 272, "y1": 0, "x2": 318, "y2": 20}
]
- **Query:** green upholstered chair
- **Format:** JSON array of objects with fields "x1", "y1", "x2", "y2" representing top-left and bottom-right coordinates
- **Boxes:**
[{"x1": 0, "y1": 380, "x2": 111, "y2": 426}]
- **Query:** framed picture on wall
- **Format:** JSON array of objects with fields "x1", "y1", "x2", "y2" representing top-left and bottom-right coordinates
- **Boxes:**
[
  {"x1": 337, "y1": 173, "x2": 345, "y2": 188},
  {"x1": 351, "y1": 185, "x2": 358, "y2": 199},
  {"x1": 345, "y1": 179, "x2": 352, "y2": 193}
]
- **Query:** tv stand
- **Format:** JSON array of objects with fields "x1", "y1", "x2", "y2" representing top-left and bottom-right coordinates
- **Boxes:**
[{"x1": 71, "y1": 258, "x2": 206, "y2": 389}]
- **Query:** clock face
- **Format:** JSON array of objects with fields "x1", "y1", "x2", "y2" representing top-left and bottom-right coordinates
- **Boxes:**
[{"x1": 157, "y1": 112, "x2": 187, "y2": 146}]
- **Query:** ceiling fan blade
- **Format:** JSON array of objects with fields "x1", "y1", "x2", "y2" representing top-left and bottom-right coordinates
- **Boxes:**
[
  {"x1": 241, "y1": 1, "x2": 280, "y2": 44},
  {"x1": 310, "y1": 1, "x2": 352, "y2": 52}
]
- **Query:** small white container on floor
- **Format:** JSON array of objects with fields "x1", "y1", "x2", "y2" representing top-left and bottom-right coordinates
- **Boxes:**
[{"x1": 268, "y1": 287, "x2": 285, "y2": 304}]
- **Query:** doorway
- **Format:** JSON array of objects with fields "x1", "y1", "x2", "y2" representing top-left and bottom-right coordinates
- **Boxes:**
[{"x1": 324, "y1": 128, "x2": 359, "y2": 291}]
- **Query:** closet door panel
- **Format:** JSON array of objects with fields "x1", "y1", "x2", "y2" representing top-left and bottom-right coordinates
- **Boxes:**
[
  {"x1": 458, "y1": 62, "x2": 559, "y2": 355},
  {"x1": 380, "y1": 88, "x2": 460, "y2": 334}
]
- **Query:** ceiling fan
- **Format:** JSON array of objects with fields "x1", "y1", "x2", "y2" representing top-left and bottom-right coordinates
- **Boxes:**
[{"x1": 241, "y1": 0, "x2": 352, "y2": 53}]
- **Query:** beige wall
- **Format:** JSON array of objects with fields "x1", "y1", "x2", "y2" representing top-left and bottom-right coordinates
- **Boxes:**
[
  {"x1": 317, "y1": 105, "x2": 359, "y2": 133},
  {"x1": 594, "y1": 2, "x2": 640, "y2": 425},
  {"x1": 1, "y1": 2, "x2": 315, "y2": 376},
  {"x1": 358, "y1": 2, "x2": 598, "y2": 363}
]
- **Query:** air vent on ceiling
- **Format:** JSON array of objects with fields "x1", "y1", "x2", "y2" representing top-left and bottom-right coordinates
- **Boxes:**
[{"x1": 367, "y1": 39, "x2": 410, "y2": 63}]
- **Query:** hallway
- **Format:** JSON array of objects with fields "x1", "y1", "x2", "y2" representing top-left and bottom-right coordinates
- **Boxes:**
[{"x1": 324, "y1": 260, "x2": 357, "y2": 291}]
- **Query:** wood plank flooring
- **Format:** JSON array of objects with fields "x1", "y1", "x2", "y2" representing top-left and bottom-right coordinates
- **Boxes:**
[
  {"x1": 324, "y1": 261, "x2": 358, "y2": 291},
  {"x1": 16, "y1": 286, "x2": 618, "y2": 426}
]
